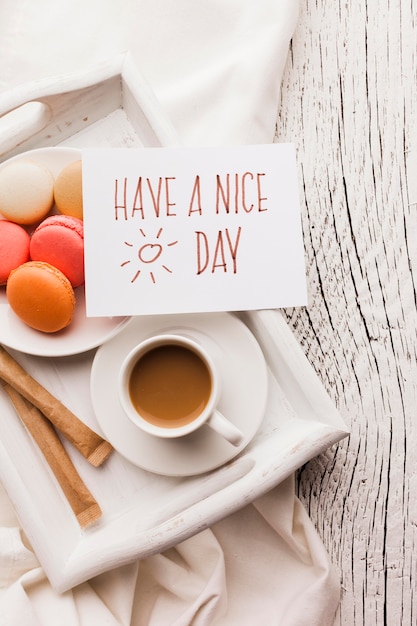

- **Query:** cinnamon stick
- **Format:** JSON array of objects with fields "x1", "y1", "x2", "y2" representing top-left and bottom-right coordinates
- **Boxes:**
[
  {"x1": 0, "y1": 344, "x2": 112, "y2": 466},
  {"x1": 2, "y1": 382, "x2": 102, "y2": 528}
]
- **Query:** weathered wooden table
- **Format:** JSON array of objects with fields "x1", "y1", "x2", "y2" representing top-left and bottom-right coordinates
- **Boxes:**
[{"x1": 277, "y1": 1, "x2": 417, "y2": 623}]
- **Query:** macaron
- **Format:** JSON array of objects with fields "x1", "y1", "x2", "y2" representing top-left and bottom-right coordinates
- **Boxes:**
[
  {"x1": 30, "y1": 215, "x2": 84, "y2": 287},
  {"x1": 54, "y1": 160, "x2": 83, "y2": 219},
  {"x1": 0, "y1": 220, "x2": 31, "y2": 284},
  {"x1": 6, "y1": 261, "x2": 75, "y2": 333},
  {"x1": 0, "y1": 159, "x2": 54, "y2": 224}
]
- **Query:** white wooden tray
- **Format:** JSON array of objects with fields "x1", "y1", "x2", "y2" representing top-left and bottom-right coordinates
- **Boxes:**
[{"x1": 0, "y1": 53, "x2": 348, "y2": 592}]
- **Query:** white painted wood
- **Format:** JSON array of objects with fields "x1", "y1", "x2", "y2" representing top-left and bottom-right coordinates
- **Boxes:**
[
  {"x1": 276, "y1": 1, "x2": 417, "y2": 624},
  {"x1": 0, "y1": 56, "x2": 347, "y2": 592}
]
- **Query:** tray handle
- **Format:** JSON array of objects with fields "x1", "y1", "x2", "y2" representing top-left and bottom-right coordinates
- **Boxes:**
[{"x1": 0, "y1": 101, "x2": 52, "y2": 156}]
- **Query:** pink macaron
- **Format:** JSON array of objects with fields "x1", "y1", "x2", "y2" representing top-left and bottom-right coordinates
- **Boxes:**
[
  {"x1": 30, "y1": 215, "x2": 84, "y2": 287},
  {"x1": 0, "y1": 220, "x2": 31, "y2": 285}
]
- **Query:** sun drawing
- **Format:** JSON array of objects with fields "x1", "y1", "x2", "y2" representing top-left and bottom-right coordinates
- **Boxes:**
[{"x1": 121, "y1": 228, "x2": 178, "y2": 284}]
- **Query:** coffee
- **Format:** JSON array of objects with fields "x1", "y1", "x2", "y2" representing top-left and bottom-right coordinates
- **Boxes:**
[{"x1": 128, "y1": 343, "x2": 212, "y2": 428}]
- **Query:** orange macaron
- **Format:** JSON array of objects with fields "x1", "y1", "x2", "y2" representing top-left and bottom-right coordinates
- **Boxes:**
[{"x1": 7, "y1": 261, "x2": 76, "y2": 333}]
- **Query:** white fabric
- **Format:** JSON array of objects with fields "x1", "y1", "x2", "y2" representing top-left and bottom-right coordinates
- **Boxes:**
[
  {"x1": 0, "y1": 478, "x2": 339, "y2": 626},
  {"x1": 0, "y1": 2, "x2": 341, "y2": 624},
  {"x1": 0, "y1": 0, "x2": 299, "y2": 145}
]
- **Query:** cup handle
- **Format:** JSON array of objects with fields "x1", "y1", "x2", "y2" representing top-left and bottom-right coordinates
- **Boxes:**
[{"x1": 206, "y1": 410, "x2": 245, "y2": 447}]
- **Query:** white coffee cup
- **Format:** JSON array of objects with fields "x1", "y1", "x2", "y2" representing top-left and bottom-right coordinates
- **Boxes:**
[{"x1": 118, "y1": 333, "x2": 244, "y2": 446}]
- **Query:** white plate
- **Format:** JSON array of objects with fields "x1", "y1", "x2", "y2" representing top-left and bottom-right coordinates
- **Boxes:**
[
  {"x1": 91, "y1": 312, "x2": 269, "y2": 476},
  {"x1": 0, "y1": 287, "x2": 130, "y2": 357},
  {"x1": 0, "y1": 147, "x2": 130, "y2": 356}
]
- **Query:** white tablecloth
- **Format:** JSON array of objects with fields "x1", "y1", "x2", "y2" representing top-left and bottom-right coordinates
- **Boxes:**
[{"x1": 0, "y1": 2, "x2": 341, "y2": 624}]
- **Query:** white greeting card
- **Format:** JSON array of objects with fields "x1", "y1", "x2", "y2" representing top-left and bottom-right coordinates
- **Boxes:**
[{"x1": 82, "y1": 144, "x2": 307, "y2": 317}]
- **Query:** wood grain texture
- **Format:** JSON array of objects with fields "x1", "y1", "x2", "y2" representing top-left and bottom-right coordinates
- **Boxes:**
[{"x1": 275, "y1": 1, "x2": 417, "y2": 624}]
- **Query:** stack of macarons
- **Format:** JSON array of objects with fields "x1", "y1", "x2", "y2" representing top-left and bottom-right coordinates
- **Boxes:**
[{"x1": 0, "y1": 158, "x2": 84, "y2": 333}]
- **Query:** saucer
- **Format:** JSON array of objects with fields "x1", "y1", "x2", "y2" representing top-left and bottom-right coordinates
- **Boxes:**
[{"x1": 90, "y1": 312, "x2": 268, "y2": 476}]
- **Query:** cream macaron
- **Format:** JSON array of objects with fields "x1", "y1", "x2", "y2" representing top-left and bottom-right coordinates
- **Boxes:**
[
  {"x1": 54, "y1": 160, "x2": 83, "y2": 219},
  {"x1": 0, "y1": 159, "x2": 55, "y2": 224}
]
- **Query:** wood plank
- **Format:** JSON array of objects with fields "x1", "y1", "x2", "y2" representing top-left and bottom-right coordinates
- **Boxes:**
[{"x1": 275, "y1": 0, "x2": 417, "y2": 623}]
